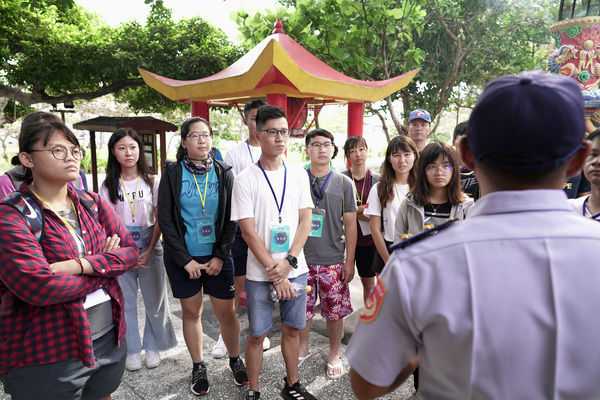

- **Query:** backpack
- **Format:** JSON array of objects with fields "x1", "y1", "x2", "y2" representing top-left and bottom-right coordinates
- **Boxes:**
[{"x1": 1, "y1": 188, "x2": 98, "y2": 242}]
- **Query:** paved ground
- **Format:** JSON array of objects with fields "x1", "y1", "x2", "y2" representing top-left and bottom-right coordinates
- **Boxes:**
[{"x1": 1, "y1": 278, "x2": 415, "y2": 400}]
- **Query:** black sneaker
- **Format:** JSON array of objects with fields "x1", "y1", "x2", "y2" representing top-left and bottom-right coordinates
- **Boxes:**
[
  {"x1": 246, "y1": 389, "x2": 261, "y2": 400},
  {"x1": 280, "y1": 377, "x2": 317, "y2": 400},
  {"x1": 230, "y1": 357, "x2": 249, "y2": 386},
  {"x1": 191, "y1": 362, "x2": 209, "y2": 396}
]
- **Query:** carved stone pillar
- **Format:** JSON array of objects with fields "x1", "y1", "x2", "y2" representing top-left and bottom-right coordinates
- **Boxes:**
[{"x1": 548, "y1": 17, "x2": 600, "y2": 132}]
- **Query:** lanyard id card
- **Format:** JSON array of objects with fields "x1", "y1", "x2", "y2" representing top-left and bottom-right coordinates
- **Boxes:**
[
  {"x1": 309, "y1": 208, "x2": 326, "y2": 237},
  {"x1": 271, "y1": 223, "x2": 290, "y2": 253},
  {"x1": 127, "y1": 225, "x2": 143, "y2": 249},
  {"x1": 195, "y1": 215, "x2": 216, "y2": 244}
]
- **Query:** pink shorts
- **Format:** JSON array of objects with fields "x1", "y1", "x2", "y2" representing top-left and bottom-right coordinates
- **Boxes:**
[{"x1": 306, "y1": 263, "x2": 353, "y2": 320}]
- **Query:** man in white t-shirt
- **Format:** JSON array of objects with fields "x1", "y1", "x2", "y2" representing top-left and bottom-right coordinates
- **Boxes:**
[
  {"x1": 214, "y1": 99, "x2": 269, "y2": 358},
  {"x1": 231, "y1": 105, "x2": 316, "y2": 400}
]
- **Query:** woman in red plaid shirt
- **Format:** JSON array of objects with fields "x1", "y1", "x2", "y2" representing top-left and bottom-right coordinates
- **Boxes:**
[{"x1": 0, "y1": 120, "x2": 138, "y2": 400}]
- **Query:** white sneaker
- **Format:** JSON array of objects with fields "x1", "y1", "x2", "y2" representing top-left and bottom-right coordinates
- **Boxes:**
[
  {"x1": 212, "y1": 334, "x2": 227, "y2": 358},
  {"x1": 263, "y1": 336, "x2": 271, "y2": 351},
  {"x1": 145, "y1": 350, "x2": 161, "y2": 369},
  {"x1": 125, "y1": 353, "x2": 142, "y2": 371}
]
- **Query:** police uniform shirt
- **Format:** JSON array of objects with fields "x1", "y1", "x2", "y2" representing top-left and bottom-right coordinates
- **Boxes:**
[{"x1": 347, "y1": 190, "x2": 600, "y2": 399}]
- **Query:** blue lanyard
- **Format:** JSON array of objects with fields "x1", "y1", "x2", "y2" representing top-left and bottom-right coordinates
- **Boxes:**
[
  {"x1": 582, "y1": 196, "x2": 600, "y2": 220},
  {"x1": 246, "y1": 140, "x2": 254, "y2": 163},
  {"x1": 258, "y1": 160, "x2": 286, "y2": 223},
  {"x1": 307, "y1": 169, "x2": 333, "y2": 207}
]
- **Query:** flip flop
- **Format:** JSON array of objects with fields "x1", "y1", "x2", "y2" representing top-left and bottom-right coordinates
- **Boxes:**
[
  {"x1": 298, "y1": 352, "x2": 312, "y2": 367},
  {"x1": 327, "y1": 361, "x2": 344, "y2": 379}
]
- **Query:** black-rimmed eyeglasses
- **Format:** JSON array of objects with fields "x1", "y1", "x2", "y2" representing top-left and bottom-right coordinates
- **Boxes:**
[
  {"x1": 29, "y1": 145, "x2": 86, "y2": 160},
  {"x1": 260, "y1": 129, "x2": 291, "y2": 137}
]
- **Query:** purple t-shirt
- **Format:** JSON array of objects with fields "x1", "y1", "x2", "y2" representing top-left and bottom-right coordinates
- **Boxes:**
[{"x1": 343, "y1": 169, "x2": 380, "y2": 247}]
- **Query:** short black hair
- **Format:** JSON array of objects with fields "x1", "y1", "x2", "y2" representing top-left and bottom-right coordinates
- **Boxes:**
[
  {"x1": 344, "y1": 136, "x2": 368, "y2": 158},
  {"x1": 243, "y1": 99, "x2": 267, "y2": 119},
  {"x1": 176, "y1": 117, "x2": 212, "y2": 162},
  {"x1": 305, "y1": 128, "x2": 338, "y2": 159},
  {"x1": 453, "y1": 121, "x2": 468, "y2": 141},
  {"x1": 18, "y1": 121, "x2": 80, "y2": 184},
  {"x1": 256, "y1": 105, "x2": 286, "y2": 132}
]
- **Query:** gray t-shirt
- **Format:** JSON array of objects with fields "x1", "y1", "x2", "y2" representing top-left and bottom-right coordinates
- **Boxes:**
[
  {"x1": 56, "y1": 207, "x2": 114, "y2": 340},
  {"x1": 304, "y1": 169, "x2": 357, "y2": 265}
]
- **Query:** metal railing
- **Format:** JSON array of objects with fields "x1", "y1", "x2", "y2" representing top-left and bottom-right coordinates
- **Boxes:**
[{"x1": 558, "y1": 0, "x2": 600, "y2": 21}]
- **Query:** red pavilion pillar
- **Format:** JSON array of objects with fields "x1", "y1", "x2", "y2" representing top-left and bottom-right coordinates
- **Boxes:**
[
  {"x1": 348, "y1": 102, "x2": 364, "y2": 137},
  {"x1": 191, "y1": 101, "x2": 209, "y2": 121},
  {"x1": 266, "y1": 94, "x2": 287, "y2": 117},
  {"x1": 346, "y1": 102, "x2": 365, "y2": 167}
]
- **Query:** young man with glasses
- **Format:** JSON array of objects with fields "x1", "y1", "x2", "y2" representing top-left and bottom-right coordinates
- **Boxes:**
[
  {"x1": 298, "y1": 129, "x2": 357, "y2": 380},
  {"x1": 215, "y1": 99, "x2": 271, "y2": 359},
  {"x1": 230, "y1": 105, "x2": 317, "y2": 400}
]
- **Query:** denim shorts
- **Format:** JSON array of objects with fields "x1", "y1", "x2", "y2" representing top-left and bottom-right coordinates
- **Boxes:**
[{"x1": 245, "y1": 273, "x2": 308, "y2": 337}]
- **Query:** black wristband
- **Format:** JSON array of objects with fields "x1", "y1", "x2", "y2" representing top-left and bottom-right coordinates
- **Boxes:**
[{"x1": 75, "y1": 258, "x2": 84, "y2": 275}]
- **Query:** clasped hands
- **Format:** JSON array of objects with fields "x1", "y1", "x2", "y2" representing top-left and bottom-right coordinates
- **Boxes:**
[
  {"x1": 184, "y1": 257, "x2": 224, "y2": 279},
  {"x1": 267, "y1": 259, "x2": 295, "y2": 301}
]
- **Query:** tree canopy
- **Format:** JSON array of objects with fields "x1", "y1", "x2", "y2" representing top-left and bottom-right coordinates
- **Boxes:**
[
  {"x1": 0, "y1": 0, "x2": 243, "y2": 118},
  {"x1": 234, "y1": 0, "x2": 554, "y2": 138}
]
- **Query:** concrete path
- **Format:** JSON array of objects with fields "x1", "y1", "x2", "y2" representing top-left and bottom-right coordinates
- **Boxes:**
[{"x1": 1, "y1": 278, "x2": 416, "y2": 400}]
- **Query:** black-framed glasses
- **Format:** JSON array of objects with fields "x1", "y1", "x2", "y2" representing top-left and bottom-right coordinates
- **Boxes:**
[
  {"x1": 30, "y1": 145, "x2": 85, "y2": 160},
  {"x1": 260, "y1": 128, "x2": 291, "y2": 138},
  {"x1": 308, "y1": 142, "x2": 334, "y2": 149}
]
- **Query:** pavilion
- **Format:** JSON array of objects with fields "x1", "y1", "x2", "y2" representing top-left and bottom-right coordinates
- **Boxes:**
[
  {"x1": 138, "y1": 19, "x2": 419, "y2": 138},
  {"x1": 73, "y1": 116, "x2": 177, "y2": 192}
]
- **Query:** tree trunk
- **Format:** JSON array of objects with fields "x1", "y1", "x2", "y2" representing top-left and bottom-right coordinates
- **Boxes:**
[
  {"x1": 385, "y1": 95, "x2": 403, "y2": 135},
  {"x1": 369, "y1": 107, "x2": 391, "y2": 143},
  {"x1": 0, "y1": 97, "x2": 9, "y2": 161}
]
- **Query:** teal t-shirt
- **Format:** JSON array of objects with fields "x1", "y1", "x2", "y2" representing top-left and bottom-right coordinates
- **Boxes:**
[{"x1": 180, "y1": 162, "x2": 220, "y2": 256}]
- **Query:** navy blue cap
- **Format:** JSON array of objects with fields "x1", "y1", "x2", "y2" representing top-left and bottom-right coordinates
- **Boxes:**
[
  {"x1": 467, "y1": 71, "x2": 585, "y2": 173},
  {"x1": 408, "y1": 109, "x2": 431, "y2": 123}
]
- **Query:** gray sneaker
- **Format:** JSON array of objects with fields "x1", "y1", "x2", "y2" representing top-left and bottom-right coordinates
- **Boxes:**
[{"x1": 246, "y1": 390, "x2": 260, "y2": 400}]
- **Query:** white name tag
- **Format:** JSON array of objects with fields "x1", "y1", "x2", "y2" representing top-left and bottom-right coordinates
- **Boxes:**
[{"x1": 83, "y1": 288, "x2": 111, "y2": 309}]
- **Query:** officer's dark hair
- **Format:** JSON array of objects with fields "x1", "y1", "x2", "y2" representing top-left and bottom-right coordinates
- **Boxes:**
[
  {"x1": 378, "y1": 135, "x2": 419, "y2": 208},
  {"x1": 412, "y1": 142, "x2": 465, "y2": 206},
  {"x1": 452, "y1": 121, "x2": 468, "y2": 142},
  {"x1": 305, "y1": 129, "x2": 338, "y2": 159},
  {"x1": 256, "y1": 105, "x2": 286, "y2": 132},
  {"x1": 176, "y1": 117, "x2": 212, "y2": 162},
  {"x1": 343, "y1": 136, "x2": 368, "y2": 159},
  {"x1": 243, "y1": 99, "x2": 267, "y2": 119},
  {"x1": 587, "y1": 128, "x2": 600, "y2": 142},
  {"x1": 18, "y1": 121, "x2": 80, "y2": 184}
]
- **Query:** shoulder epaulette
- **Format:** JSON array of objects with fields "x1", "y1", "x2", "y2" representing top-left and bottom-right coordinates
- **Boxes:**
[{"x1": 389, "y1": 218, "x2": 458, "y2": 253}]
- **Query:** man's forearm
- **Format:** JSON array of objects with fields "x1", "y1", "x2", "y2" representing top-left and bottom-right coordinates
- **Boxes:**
[
  {"x1": 288, "y1": 208, "x2": 312, "y2": 257},
  {"x1": 239, "y1": 220, "x2": 275, "y2": 269}
]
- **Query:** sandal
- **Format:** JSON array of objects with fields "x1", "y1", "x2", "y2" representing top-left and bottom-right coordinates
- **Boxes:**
[
  {"x1": 298, "y1": 352, "x2": 312, "y2": 367},
  {"x1": 327, "y1": 361, "x2": 344, "y2": 379}
]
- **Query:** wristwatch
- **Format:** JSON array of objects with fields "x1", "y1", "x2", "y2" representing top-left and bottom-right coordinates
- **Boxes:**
[{"x1": 285, "y1": 254, "x2": 298, "y2": 269}]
